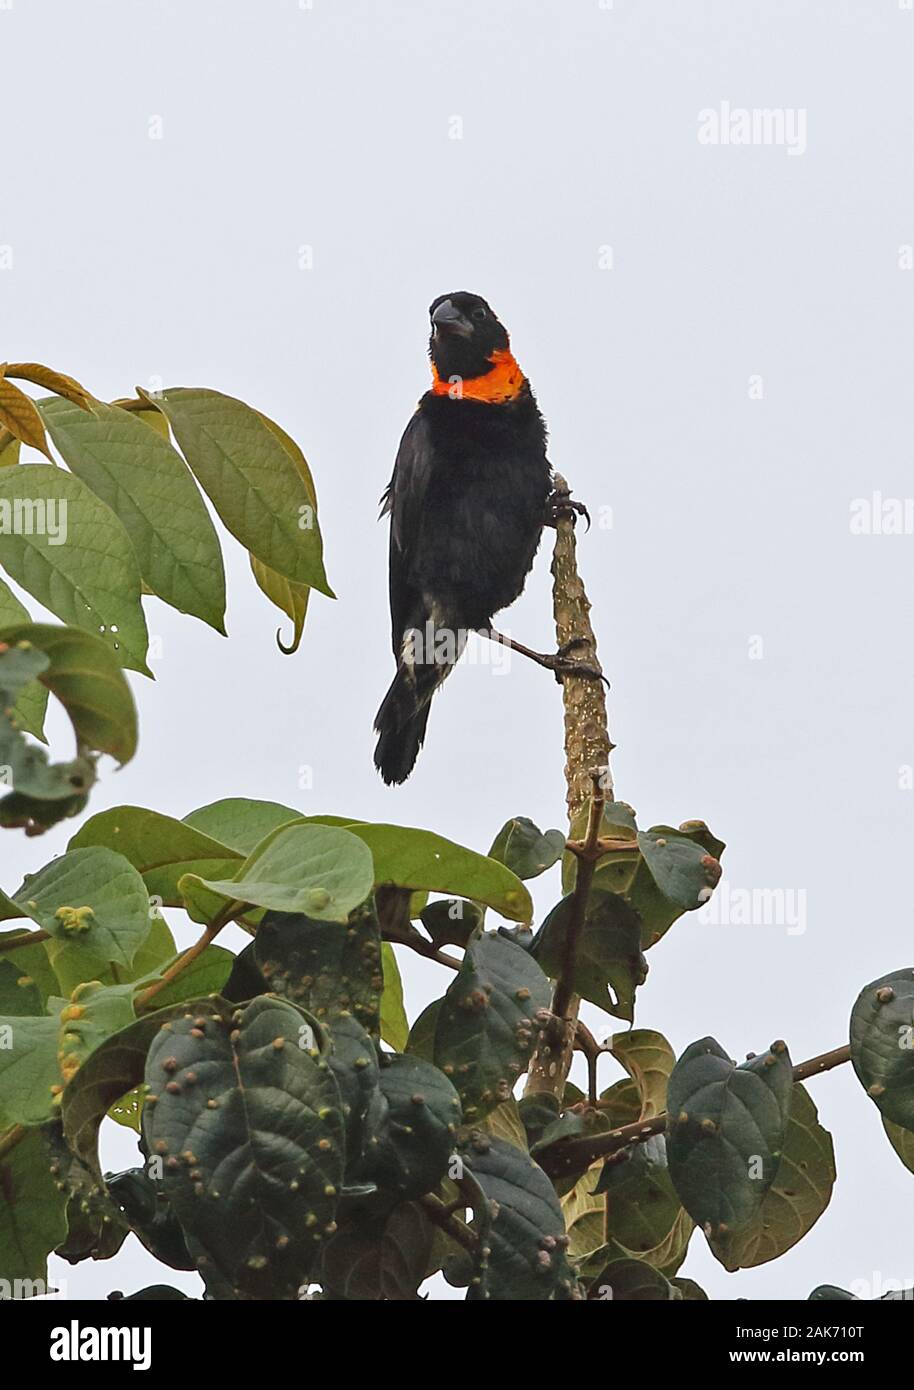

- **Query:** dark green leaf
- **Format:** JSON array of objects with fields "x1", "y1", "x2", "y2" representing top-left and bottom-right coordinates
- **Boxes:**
[
  {"x1": 535, "y1": 889, "x2": 647, "y2": 1021},
  {"x1": 850, "y1": 969, "x2": 914, "y2": 1129},
  {"x1": 433, "y1": 931, "x2": 551, "y2": 1122},
  {"x1": 488, "y1": 817, "x2": 565, "y2": 880},
  {"x1": 666, "y1": 1037, "x2": 793, "y2": 1240}
]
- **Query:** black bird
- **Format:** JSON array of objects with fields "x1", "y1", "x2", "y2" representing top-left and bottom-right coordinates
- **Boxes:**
[{"x1": 373, "y1": 291, "x2": 554, "y2": 785}]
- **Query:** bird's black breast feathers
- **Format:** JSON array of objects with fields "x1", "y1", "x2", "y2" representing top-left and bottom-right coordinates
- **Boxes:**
[{"x1": 383, "y1": 387, "x2": 551, "y2": 650}]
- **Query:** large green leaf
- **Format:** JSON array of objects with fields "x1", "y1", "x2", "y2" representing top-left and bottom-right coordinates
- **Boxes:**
[
  {"x1": 356, "y1": 1052, "x2": 461, "y2": 1200},
  {"x1": 433, "y1": 931, "x2": 551, "y2": 1122},
  {"x1": 850, "y1": 969, "x2": 914, "y2": 1129},
  {"x1": 11, "y1": 846, "x2": 152, "y2": 972},
  {"x1": 61, "y1": 997, "x2": 234, "y2": 1179},
  {"x1": 182, "y1": 797, "x2": 301, "y2": 853},
  {"x1": 710, "y1": 1083, "x2": 835, "y2": 1270},
  {"x1": 253, "y1": 901, "x2": 382, "y2": 1035},
  {"x1": 609, "y1": 1029, "x2": 676, "y2": 1119},
  {"x1": 535, "y1": 890, "x2": 647, "y2": 1020},
  {"x1": 38, "y1": 397, "x2": 226, "y2": 632},
  {"x1": 144, "y1": 388, "x2": 332, "y2": 597},
  {"x1": 591, "y1": 1137, "x2": 694, "y2": 1277},
  {"x1": 0, "y1": 981, "x2": 136, "y2": 1128},
  {"x1": 0, "y1": 465, "x2": 150, "y2": 673},
  {"x1": 143, "y1": 994, "x2": 344, "y2": 1298},
  {"x1": 0, "y1": 1128, "x2": 68, "y2": 1288},
  {"x1": 69, "y1": 805, "x2": 243, "y2": 907},
  {"x1": 183, "y1": 822, "x2": 374, "y2": 922},
  {"x1": 459, "y1": 1132, "x2": 578, "y2": 1301},
  {"x1": 343, "y1": 824, "x2": 533, "y2": 923},
  {"x1": 666, "y1": 1037, "x2": 793, "y2": 1240}
]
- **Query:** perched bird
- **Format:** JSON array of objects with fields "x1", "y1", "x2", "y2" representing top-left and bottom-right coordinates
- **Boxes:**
[{"x1": 373, "y1": 291, "x2": 556, "y2": 785}]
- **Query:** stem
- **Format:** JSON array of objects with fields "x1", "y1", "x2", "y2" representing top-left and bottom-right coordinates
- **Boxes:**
[
  {"x1": 134, "y1": 900, "x2": 246, "y2": 1012},
  {"x1": 0, "y1": 929, "x2": 50, "y2": 954},
  {"x1": 419, "y1": 1193, "x2": 479, "y2": 1255},
  {"x1": 0, "y1": 1124, "x2": 26, "y2": 1162},
  {"x1": 525, "y1": 475, "x2": 613, "y2": 1100},
  {"x1": 537, "y1": 1042, "x2": 854, "y2": 1178}
]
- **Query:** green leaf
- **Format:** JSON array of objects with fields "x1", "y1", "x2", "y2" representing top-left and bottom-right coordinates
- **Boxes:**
[
  {"x1": 14, "y1": 846, "x2": 152, "y2": 972},
  {"x1": 0, "y1": 1013, "x2": 59, "y2": 1125},
  {"x1": 666, "y1": 1037, "x2": 794, "y2": 1240},
  {"x1": 405, "y1": 999, "x2": 440, "y2": 1061},
  {"x1": 140, "y1": 945, "x2": 234, "y2": 1010},
  {"x1": 535, "y1": 890, "x2": 647, "y2": 1020},
  {"x1": 343, "y1": 824, "x2": 533, "y2": 923},
  {"x1": 39, "y1": 397, "x2": 226, "y2": 633},
  {"x1": 589, "y1": 816, "x2": 724, "y2": 950},
  {"x1": 850, "y1": 969, "x2": 914, "y2": 1129},
  {"x1": 182, "y1": 797, "x2": 301, "y2": 853},
  {"x1": 356, "y1": 1053, "x2": 461, "y2": 1200},
  {"x1": 0, "y1": 959, "x2": 43, "y2": 1015},
  {"x1": 0, "y1": 641, "x2": 88, "y2": 806},
  {"x1": 710, "y1": 1083, "x2": 836, "y2": 1270},
  {"x1": 0, "y1": 466, "x2": 150, "y2": 673},
  {"x1": 0, "y1": 622, "x2": 137, "y2": 764},
  {"x1": 0, "y1": 981, "x2": 136, "y2": 1128},
  {"x1": 0, "y1": 929, "x2": 57, "y2": 1004},
  {"x1": 62, "y1": 998, "x2": 234, "y2": 1179},
  {"x1": 488, "y1": 817, "x2": 565, "y2": 881},
  {"x1": 884, "y1": 1117, "x2": 914, "y2": 1174},
  {"x1": 0, "y1": 578, "x2": 47, "y2": 739},
  {"x1": 588, "y1": 1257, "x2": 679, "y2": 1301},
  {"x1": 380, "y1": 942, "x2": 409, "y2": 1051},
  {"x1": 143, "y1": 994, "x2": 344, "y2": 1298},
  {"x1": 609, "y1": 1029, "x2": 676, "y2": 1119},
  {"x1": 0, "y1": 433, "x2": 21, "y2": 467},
  {"x1": 0, "y1": 1128, "x2": 68, "y2": 1287},
  {"x1": 459, "y1": 1133, "x2": 578, "y2": 1301},
  {"x1": 433, "y1": 931, "x2": 551, "y2": 1121},
  {"x1": 419, "y1": 898, "x2": 483, "y2": 949},
  {"x1": 183, "y1": 822, "x2": 375, "y2": 922},
  {"x1": 253, "y1": 900, "x2": 383, "y2": 1035},
  {"x1": 69, "y1": 805, "x2": 243, "y2": 907},
  {"x1": 144, "y1": 388, "x2": 333, "y2": 597},
  {"x1": 250, "y1": 554, "x2": 310, "y2": 655}
]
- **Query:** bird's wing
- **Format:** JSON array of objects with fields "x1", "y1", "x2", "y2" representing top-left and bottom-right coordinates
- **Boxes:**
[{"x1": 381, "y1": 409, "x2": 434, "y2": 656}]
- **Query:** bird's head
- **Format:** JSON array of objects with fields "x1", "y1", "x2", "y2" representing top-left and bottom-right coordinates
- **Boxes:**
[{"x1": 428, "y1": 291, "x2": 511, "y2": 384}]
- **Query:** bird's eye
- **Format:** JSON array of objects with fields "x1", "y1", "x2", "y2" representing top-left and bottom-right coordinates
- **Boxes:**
[{"x1": 471, "y1": 307, "x2": 487, "y2": 321}]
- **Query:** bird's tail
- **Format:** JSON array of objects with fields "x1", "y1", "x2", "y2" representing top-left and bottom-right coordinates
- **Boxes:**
[{"x1": 373, "y1": 623, "x2": 465, "y2": 784}]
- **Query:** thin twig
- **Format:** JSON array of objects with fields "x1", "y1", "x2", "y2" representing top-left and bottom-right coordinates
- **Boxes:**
[
  {"x1": 0, "y1": 1123, "x2": 26, "y2": 1163},
  {"x1": 134, "y1": 899, "x2": 246, "y2": 1012},
  {"x1": 0, "y1": 929, "x2": 50, "y2": 954},
  {"x1": 419, "y1": 1193, "x2": 479, "y2": 1255}
]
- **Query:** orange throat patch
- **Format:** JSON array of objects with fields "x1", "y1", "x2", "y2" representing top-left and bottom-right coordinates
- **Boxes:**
[{"x1": 430, "y1": 348, "x2": 526, "y2": 404}]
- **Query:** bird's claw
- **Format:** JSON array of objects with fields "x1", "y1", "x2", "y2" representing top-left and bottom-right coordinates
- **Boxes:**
[
  {"x1": 541, "y1": 640, "x2": 609, "y2": 686},
  {"x1": 545, "y1": 487, "x2": 591, "y2": 530}
]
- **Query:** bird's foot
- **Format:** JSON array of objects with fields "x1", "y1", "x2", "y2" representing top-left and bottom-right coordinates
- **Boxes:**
[
  {"x1": 539, "y1": 638, "x2": 608, "y2": 685},
  {"x1": 545, "y1": 485, "x2": 590, "y2": 530},
  {"x1": 484, "y1": 629, "x2": 608, "y2": 686}
]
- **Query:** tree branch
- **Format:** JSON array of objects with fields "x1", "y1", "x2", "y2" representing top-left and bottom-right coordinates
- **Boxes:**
[
  {"x1": 134, "y1": 899, "x2": 247, "y2": 1012},
  {"x1": 524, "y1": 474, "x2": 613, "y2": 1100},
  {"x1": 536, "y1": 1042, "x2": 853, "y2": 1178}
]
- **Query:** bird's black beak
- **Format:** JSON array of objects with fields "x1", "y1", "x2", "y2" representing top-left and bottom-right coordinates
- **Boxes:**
[{"x1": 431, "y1": 299, "x2": 473, "y2": 338}]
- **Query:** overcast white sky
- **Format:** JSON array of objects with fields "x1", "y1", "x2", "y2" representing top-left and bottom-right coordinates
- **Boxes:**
[{"x1": 3, "y1": 0, "x2": 914, "y2": 1301}]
